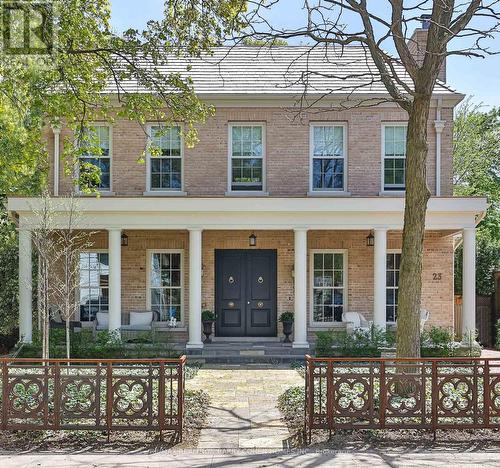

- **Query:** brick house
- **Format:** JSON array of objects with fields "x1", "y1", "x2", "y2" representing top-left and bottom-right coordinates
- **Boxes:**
[{"x1": 8, "y1": 28, "x2": 486, "y2": 350}]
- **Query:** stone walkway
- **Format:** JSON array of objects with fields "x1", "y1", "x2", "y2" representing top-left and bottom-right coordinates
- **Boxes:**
[{"x1": 187, "y1": 365, "x2": 303, "y2": 449}]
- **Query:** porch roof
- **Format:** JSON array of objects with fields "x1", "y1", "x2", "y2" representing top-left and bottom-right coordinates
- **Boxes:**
[{"x1": 8, "y1": 196, "x2": 486, "y2": 232}]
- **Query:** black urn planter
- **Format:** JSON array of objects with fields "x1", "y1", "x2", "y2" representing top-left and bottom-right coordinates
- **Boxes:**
[
  {"x1": 202, "y1": 320, "x2": 215, "y2": 343},
  {"x1": 282, "y1": 320, "x2": 293, "y2": 343}
]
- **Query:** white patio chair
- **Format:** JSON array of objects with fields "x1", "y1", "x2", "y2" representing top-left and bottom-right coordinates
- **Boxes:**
[
  {"x1": 420, "y1": 309, "x2": 430, "y2": 332},
  {"x1": 342, "y1": 312, "x2": 373, "y2": 333}
]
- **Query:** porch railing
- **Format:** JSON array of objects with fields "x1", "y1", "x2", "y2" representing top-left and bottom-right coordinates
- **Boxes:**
[
  {"x1": 304, "y1": 355, "x2": 500, "y2": 443},
  {"x1": 0, "y1": 356, "x2": 186, "y2": 441}
]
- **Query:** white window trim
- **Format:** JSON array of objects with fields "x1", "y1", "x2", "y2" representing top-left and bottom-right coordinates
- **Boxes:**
[
  {"x1": 386, "y1": 249, "x2": 402, "y2": 324},
  {"x1": 144, "y1": 123, "x2": 186, "y2": 195},
  {"x1": 146, "y1": 249, "x2": 185, "y2": 325},
  {"x1": 309, "y1": 122, "x2": 349, "y2": 194},
  {"x1": 227, "y1": 122, "x2": 267, "y2": 195},
  {"x1": 78, "y1": 249, "x2": 109, "y2": 322},
  {"x1": 76, "y1": 123, "x2": 113, "y2": 195},
  {"x1": 380, "y1": 122, "x2": 408, "y2": 195},
  {"x1": 309, "y1": 249, "x2": 348, "y2": 328}
]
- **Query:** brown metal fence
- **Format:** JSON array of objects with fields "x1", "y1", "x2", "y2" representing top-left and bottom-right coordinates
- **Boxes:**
[
  {"x1": 305, "y1": 355, "x2": 500, "y2": 442},
  {"x1": 0, "y1": 356, "x2": 186, "y2": 441}
]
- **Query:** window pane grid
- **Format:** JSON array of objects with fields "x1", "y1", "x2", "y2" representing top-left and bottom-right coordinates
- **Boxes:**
[
  {"x1": 79, "y1": 252, "x2": 109, "y2": 322},
  {"x1": 386, "y1": 252, "x2": 401, "y2": 322},
  {"x1": 150, "y1": 252, "x2": 182, "y2": 321},
  {"x1": 312, "y1": 126, "x2": 345, "y2": 190},
  {"x1": 384, "y1": 125, "x2": 406, "y2": 191},
  {"x1": 231, "y1": 125, "x2": 263, "y2": 191},
  {"x1": 150, "y1": 126, "x2": 182, "y2": 190},
  {"x1": 313, "y1": 253, "x2": 344, "y2": 323},
  {"x1": 79, "y1": 126, "x2": 111, "y2": 190}
]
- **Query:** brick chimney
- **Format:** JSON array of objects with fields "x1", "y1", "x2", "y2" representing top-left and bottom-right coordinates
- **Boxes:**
[{"x1": 407, "y1": 14, "x2": 446, "y2": 82}]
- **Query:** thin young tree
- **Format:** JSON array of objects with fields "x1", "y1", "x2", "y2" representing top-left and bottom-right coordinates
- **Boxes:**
[
  {"x1": 53, "y1": 197, "x2": 95, "y2": 359},
  {"x1": 30, "y1": 192, "x2": 61, "y2": 359},
  {"x1": 168, "y1": 0, "x2": 500, "y2": 357}
]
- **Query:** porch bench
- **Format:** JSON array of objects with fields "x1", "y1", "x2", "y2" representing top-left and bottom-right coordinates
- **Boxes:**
[{"x1": 92, "y1": 311, "x2": 157, "y2": 335}]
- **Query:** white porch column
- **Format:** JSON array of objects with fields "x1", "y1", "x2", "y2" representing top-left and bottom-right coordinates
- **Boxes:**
[
  {"x1": 373, "y1": 228, "x2": 388, "y2": 329},
  {"x1": 462, "y1": 227, "x2": 476, "y2": 341},
  {"x1": 108, "y1": 229, "x2": 122, "y2": 335},
  {"x1": 19, "y1": 229, "x2": 33, "y2": 342},
  {"x1": 293, "y1": 228, "x2": 309, "y2": 349},
  {"x1": 187, "y1": 228, "x2": 203, "y2": 349}
]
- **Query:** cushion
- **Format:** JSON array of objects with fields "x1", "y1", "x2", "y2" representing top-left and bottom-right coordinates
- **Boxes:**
[
  {"x1": 51, "y1": 308, "x2": 62, "y2": 323},
  {"x1": 96, "y1": 312, "x2": 109, "y2": 328},
  {"x1": 129, "y1": 311, "x2": 153, "y2": 327}
]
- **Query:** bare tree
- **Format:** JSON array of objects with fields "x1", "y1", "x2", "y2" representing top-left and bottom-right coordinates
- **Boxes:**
[
  {"x1": 30, "y1": 192, "x2": 61, "y2": 359},
  {"x1": 199, "y1": 0, "x2": 499, "y2": 357},
  {"x1": 52, "y1": 197, "x2": 94, "y2": 359}
]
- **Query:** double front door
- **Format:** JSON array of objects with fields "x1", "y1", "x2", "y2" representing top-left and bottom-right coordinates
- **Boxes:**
[{"x1": 215, "y1": 249, "x2": 277, "y2": 337}]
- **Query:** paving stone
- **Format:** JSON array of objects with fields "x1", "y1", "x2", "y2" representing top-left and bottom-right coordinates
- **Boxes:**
[{"x1": 186, "y1": 365, "x2": 303, "y2": 449}]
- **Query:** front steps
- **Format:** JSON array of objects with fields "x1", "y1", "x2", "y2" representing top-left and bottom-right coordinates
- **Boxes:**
[{"x1": 185, "y1": 340, "x2": 311, "y2": 364}]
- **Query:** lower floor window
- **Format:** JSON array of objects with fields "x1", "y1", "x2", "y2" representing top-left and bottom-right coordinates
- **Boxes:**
[
  {"x1": 149, "y1": 251, "x2": 182, "y2": 321},
  {"x1": 79, "y1": 252, "x2": 109, "y2": 321},
  {"x1": 312, "y1": 251, "x2": 346, "y2": 323},
  {"x1": 386, "y1": 252, "x2": 401, "y2": 322}
]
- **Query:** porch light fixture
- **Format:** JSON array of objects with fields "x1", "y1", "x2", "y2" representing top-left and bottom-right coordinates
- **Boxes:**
[
  {"x1": 366, "y1": 232, "x2": 375, "y2": 247},
  {"x1": 121, "y1": 232, "x2": 129, "y2": 247},
  {"x1": 249, "y1": 233, "x2": 257, "y2": 247}
]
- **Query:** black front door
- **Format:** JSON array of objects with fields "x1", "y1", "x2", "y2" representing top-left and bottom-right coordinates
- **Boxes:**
[{"x1": 215, "y1": 249, "x2": 277, "y2": 337}]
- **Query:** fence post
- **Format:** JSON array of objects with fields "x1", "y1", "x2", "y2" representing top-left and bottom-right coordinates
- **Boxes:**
[
  {"x1": 1, "y1": 361, "x2": 7, "y2": 430},
  {"x1": 53, "y1": 362, "x2": 61, "y2": 430},
  {"x1": 158, "y1": 362, "x2": 165, "y2": 440},
  {"x1": 379, "y1": 361, "x2": 386, "y2": 429},
  {"x1": 431, "y1": 361, "x2": 438, "y2": 439},
  {"x1": 106, "y1": 363, "x2": 113, "y2": 442},
  {"x1": 177, "y1": 356, "x2": 185, "y2": 443},
  {"x1": 306, "y1": 356, "x2": 314, "y2": 445},
  {"x1": 326, "y1": 361, "x2": 334, "y2": 437},
  {"x1": 484, "y1": 359, "x2": 491, "y2": 428}
]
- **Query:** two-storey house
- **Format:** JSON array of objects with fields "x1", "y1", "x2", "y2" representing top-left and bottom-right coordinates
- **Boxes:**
[{"x1": 8, "y1": 27, "x2": 487, "y2": 350}]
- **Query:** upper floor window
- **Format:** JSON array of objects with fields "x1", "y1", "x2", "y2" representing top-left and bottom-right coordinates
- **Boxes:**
[
  {"x1": 147, "y1": 125, "x2": 183, "y2": 191},
  {"x1": 79, "y1": 125, "x2": 111, "y2": 191},
  {"x1": 311, "y1": 124, "x2": 346, "y2": 191},
  {"x1": 383, "y1": 124, "x2": 407, "y2": 192},
  {"x1": 229, "y1": 124, "x2": 265, "y2": 192},
  {"x1": 386, "y1": 251, "x2": 401, "y2": 323}
]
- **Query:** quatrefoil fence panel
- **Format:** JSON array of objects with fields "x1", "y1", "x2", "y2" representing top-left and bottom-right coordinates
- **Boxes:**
[
  {"x1": 0, "y1": 357, "x2": 186, "y2": 440},
  {"x1": 305, "y1": 356, "x2": 500, "y2": 442}
]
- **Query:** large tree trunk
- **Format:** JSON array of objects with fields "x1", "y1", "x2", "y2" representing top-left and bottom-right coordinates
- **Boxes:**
[{"x1": 396, "y1": 96, "x2": 431, "y2": 358}]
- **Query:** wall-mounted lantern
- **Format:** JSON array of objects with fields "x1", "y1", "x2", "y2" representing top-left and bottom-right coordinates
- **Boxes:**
[
  {"x1": 121, "y1": 232, "x2": 129, "y2": 247},
  {"x1": 249, "y1": 233, "x2": 257, "y2": 247},
  {"x1": 366, "y1": 232, "x2": 374, "y2": 247}
]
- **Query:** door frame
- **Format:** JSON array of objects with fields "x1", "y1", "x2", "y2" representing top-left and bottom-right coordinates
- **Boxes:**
[{"x1": 214, "y1": 249, "x2": 278, "y2": 337}]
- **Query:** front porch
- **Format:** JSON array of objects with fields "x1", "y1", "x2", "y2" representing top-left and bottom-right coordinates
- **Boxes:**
[{"x1": 10, "y1": 196, "x2": 485, "y2": 349}]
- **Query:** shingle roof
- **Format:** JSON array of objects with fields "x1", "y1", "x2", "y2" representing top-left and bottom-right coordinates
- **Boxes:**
[{"x1": 114, "y1": 46, "x2": 459, "y2": 98}]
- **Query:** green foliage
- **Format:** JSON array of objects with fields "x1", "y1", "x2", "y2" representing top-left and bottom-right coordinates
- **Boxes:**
[
  {"x1": 242, "y1": 37, "x2": 288, "y2": 46},
  {"x1": 277, "y1": 385, "x2": 305, "y2": 428},
  {"x1": 454, "y1": 101, "x2": 500, "y2": 295},
  {"x1": 201, "y1": 310, "x2": 215, "y2": 321},
  {"x1": 279, "y1": 311, "x2": 294, "y2": 322}
]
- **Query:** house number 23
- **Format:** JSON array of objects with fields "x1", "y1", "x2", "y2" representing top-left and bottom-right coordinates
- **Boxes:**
[{"x1": 433, "y1": 273, "x2": 442, "y2": 281}]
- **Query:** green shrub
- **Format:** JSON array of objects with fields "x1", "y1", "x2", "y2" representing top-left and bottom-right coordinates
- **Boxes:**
[
  {"x1": 279, "y1": 311, "x2": 294, "y2": 322},
  {"x1": 201, "y1": 310, "x2": 215, "y2": 321},
  {"x1": 421, "y1": 325, "x2": 460, "y2": 357}
]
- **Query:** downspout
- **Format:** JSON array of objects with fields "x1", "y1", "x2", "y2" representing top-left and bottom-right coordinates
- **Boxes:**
[
  {"x1": 51, "y1": 124, "x2": 61, "y2": 196},
  {"x1": 434, "y1": 98, "x2": 445, "y2": 197}
]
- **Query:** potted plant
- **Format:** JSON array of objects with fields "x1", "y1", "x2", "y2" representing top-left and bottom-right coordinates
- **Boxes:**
[
  {"x1": 279, "y1": 312, "x2": 294, "y2": 343},
  {"x1": 202, "y1": 310, "x2": 215, "y2": 343}
]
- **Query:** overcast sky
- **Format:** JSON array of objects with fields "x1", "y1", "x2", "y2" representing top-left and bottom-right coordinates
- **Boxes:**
[{"x1": 110, "y1": 0, "x2": 500, "y2": 108}]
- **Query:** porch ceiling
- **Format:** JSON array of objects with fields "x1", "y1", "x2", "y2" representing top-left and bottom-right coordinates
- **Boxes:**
[{"x1": 9, "y1": 196, "x2": 487, "y2": 231}]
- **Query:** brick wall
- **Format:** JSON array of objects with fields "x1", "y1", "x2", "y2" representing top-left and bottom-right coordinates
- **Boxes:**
[
  {"x1": 83, "y1": 229, "x2": 454, "y2": 342},
  {"x1": 52, "y1": 105, "x2": 454, "y2": 198}
]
